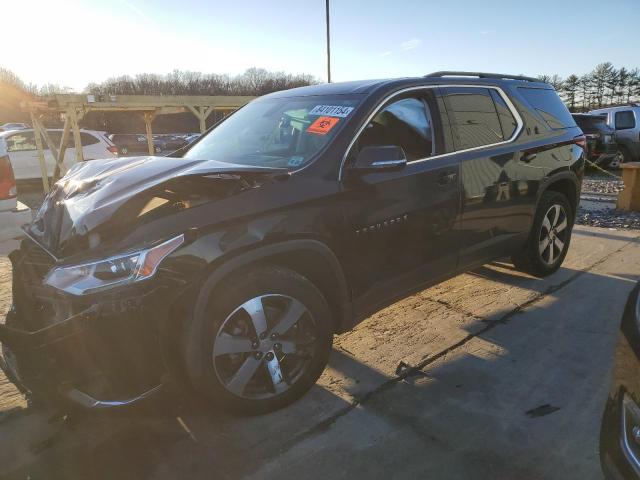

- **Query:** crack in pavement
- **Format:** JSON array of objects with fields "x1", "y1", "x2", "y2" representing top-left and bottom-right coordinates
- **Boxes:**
[
  {"x1": 264, "y1": 233, "x2": 640, "y2": 470},
  {"x1": 426, "y1": 297, "x2": 485, "y2": 321}
]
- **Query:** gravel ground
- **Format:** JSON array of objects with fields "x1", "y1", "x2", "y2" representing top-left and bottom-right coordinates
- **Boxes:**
[
  {"x1": 576, "y1": 171, "x2": 640, "y2": 230},
  {"x1": 581, "y1": 171, "x2": 625, "y2": 194}
]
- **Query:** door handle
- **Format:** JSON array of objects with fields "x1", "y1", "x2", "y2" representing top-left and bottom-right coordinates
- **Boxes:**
[
  {"x1": 521, "y1": 152, "x2": 537, "y2": 163},
  {"x1": 437, "y1": 172, "x2": 457, "y2": 186}
]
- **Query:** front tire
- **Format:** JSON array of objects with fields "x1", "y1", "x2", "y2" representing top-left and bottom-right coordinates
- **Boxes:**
[
  {"x1": 183, "y1": 265, "x2": 333, "y2": 414},
  {"x1": 512, "y1": 191, "x2": 574, "y2": 277}
]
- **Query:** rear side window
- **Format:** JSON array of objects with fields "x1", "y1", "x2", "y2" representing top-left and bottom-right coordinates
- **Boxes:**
[
  {"x1": 80, "y1": 132, "x2": 99, "y2": 146},
  {"x1": 615, "y1": 111, "x2": 636, "y2": 130},
  {"x1": 6, "y1": 133, "x2": 37, "y2": 152},
  {"x1": 441, "y1": 87, "x2": 505, "y2": 150},
  {"x1": 489, "y1": 90, "x2": 518, "y2": 140},
  {"x1": 518, "y1": 87, "x2": 576, "y2": 129},
  {"x1": 354, "y1": 95, "x2": 434, "y2": 161},
  {"x1": 573, "y1": 115, "x2": 607, "y2": 132}
]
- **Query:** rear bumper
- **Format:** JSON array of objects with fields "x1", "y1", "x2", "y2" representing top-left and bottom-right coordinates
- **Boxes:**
[{"x1": 593, "y1": 153, "x2": 618, "y2": 165}]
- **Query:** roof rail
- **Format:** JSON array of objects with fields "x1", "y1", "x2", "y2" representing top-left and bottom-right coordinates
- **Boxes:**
[{"x1": 425, "y1": 71, "x2": 540, "y2": 83}]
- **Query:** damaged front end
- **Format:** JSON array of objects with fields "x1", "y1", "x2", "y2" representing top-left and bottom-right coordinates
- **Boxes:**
[
  {"x1": 0, "y1": 243, "x2": 173, "y2": 408},
  {"x1": 0, "y1": 155, "x2": 288, "y2": 408}
]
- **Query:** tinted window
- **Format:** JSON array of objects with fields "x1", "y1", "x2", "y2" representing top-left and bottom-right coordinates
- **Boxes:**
[
  {"x1": 6, "y1": 132, "x2": 37, "y2": 152},
  {"x1": 489, "y1": 89, "x2": 518, "y2": 139},
  {"x1": 573, "y1": 115, "x2": 608, "y2": 133},
  {"x1": 442, "y1": 87, "x2": 504, "y2": 150},
  {"x1": 80, "y1": 132, "x2": 99, "y2": 146},
  {"x1": 615, "y1": 111, "x2": 636, "y2": 130},
  {"x1": 354, "y1": 96, "x2": 433, "y2": 162},
  {"x1": 517, "y1": 87, "x2": 576, "y2": 129}
]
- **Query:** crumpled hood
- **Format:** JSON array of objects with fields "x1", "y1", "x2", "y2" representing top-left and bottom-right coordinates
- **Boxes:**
[{"x1": 27, "y1": 156, "x2": 287, "y2": 257}]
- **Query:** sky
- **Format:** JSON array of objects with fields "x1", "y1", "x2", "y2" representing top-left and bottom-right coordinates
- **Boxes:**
[{"x1": 4, "y1": 0, "x2": 640, "y2": 91}]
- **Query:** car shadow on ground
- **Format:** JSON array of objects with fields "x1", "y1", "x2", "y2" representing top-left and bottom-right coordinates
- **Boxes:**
[{"x1": 0, "y1": 239, "x2": 638, "y2": 479}]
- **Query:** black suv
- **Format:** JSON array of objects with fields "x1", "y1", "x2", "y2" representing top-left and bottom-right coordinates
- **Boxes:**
[
  {"x1": 0, "y1": 72, "x2": 585, "y2": 414},
  {"x1": 572, "y1": 113, "x2": 618, "y2": 167}
]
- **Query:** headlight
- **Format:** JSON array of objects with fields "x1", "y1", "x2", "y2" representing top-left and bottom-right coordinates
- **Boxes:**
[{"x1": 45, "y1": 234, "x2": 184, "y2": 295}]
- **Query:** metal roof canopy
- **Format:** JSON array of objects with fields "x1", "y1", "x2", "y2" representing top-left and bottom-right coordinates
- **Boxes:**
[{"x1": 21, "y1": 93, "x2": 254, "y2": 192}]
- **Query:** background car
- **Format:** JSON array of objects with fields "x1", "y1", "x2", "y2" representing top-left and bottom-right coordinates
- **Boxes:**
[
  {"x1": 0, "y1": 123, "x2": 30, "y2": 132},
  {"x1": 0, "y1": 129, "x2": 117, "y2": 181},
  {"x1": 184, "y1": 133, "x2": 201, "y2": 144},
  {"x1": 590, "y1": 104, "x2": 640, "y2": 166},
  {"x1": 153, "y1": 134, "x2": 188, "y2": 152},
  {"x1": 109, "y1": 133, "x2": 164, "y2": 156},
  {"x1": 599, "y1": 281, "x2": 640, "y2": 479},
  {"x1": 572, "y1": 113, "x2": 618, "y2": 167},
  {"x1": 0, "y1": 139, "x2": 31, "y2": 246}
]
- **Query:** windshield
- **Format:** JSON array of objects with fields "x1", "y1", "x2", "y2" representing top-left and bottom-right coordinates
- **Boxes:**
[{"x1": 184, "y1": 95, "x2": 362, "y2": 168}]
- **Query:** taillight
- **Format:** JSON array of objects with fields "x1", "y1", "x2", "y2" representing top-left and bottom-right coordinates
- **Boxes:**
[
  {"x1": 107, "y1": 145, "x2": 119, "y2": 155},
  {"x1": 573, "y1": 135, "x2": 587, "y2": 151},
  {"x1": 0, "y1": 155, "x2": 17, "y2": 200}
]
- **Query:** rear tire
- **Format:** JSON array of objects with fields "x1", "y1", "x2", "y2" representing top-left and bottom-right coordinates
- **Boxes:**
[
  {"x1": 182, "y1": 265, "x2": 333, "y2": 414},
  {"x1": 511, "y1": 191, "x2": 574, "y2": 277}
]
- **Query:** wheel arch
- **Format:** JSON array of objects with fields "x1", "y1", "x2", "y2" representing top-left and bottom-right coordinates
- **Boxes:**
[
  {"x1": 192, "y1": 239, "x2": 353, "y2": 335},
  {"x1": 538, "y1": 173, "x2": 580, "y2": 217}
]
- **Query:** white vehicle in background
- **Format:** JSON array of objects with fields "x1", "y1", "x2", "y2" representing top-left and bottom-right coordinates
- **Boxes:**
[
  {"x1": 0, "y1": 123, "x2": 30, "y2": 132},
  {"x1": 0, "y1": 140, "x2": 31, "y2": 247},
  {"x1": 0, "y1": 129, "x2": 118, "y2": 181}
]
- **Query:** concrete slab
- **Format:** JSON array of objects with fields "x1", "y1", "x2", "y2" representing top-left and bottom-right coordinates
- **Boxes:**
[{"x1": 0, "y1": 225, "x2": 638, "y2": 479}]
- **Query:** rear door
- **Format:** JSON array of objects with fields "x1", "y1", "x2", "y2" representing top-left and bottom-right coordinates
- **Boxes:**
[
  {"x1": 440, "y1": 86, "x2": 531, "y2": 267},
  {"x1": 612, "y1": 110, "x2": 638, "y2": 157},
  {"x1": 5, "y1": 131, "x2": 56, "y2": 180},
  {"x1": 341, "y1": 89, "x2": 461, "y2": 315}
]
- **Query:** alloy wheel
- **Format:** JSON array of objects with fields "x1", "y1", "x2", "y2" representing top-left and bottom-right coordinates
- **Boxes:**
[
  {"x1": 538, "y1": 204, "x2": 568, "y2": 265},
  {"x1": 212, "y1": 294, "x2": 318, "y2": 399}
]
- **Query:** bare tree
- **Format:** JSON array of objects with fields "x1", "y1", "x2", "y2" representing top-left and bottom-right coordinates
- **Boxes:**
[{"x1": 549, "y1": 74, "x2": 564, "y2": 91}]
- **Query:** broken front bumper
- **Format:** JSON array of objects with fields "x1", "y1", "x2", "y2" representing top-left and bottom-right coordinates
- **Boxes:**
[
  {"x1": 0, "y1": 244, "x2": 174, "y2": 409},
  {"x1": 0, "y1": 304, "x2": 164, "y2": 409}
]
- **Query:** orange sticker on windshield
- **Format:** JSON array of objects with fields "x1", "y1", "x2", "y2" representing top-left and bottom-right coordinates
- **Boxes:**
[{"x1": 307, "y1": 116, "x2": 340, "y2": 135}]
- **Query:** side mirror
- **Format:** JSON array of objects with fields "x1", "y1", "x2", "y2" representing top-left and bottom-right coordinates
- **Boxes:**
[{"x1": 350, "y1": 145, "x2": 407, "y2": 173}]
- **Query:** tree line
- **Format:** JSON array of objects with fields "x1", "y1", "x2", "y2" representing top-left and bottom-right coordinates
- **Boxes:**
[
  {"x1": 3, "y1": 63, "x2": 640, "y2": 112},
  {"x1": 85, "y1": 68, "x2": 317, "y2": 97},
  {"x1": 539, "y1": 62, "x2": 640, "y2": 112}
]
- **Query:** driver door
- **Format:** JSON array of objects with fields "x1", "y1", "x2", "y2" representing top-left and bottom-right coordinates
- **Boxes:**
[{"x1": 340, "y1": 90, "x2": 461, "y2": 316}]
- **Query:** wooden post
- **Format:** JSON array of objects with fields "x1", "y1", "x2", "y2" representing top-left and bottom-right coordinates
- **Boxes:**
[
  {"x1": 617, "y1": 162, "x2": 640, "y2": 211},
  {"x1": 70, "y1": 107, "x2": 83, "y2": 163},
  {"x1": 187, "y1": 105, "x2": 205, "y2": 134},
  {"x1": 53, "y1": 112, "x2": 72, "y2": 181},
  {"x1": 30, "y1": 112, "x2": 49, "y2": 193},
  {"x1": 200, "y1": 106, "x2": 214, "y2": 133},
  {"x1": 143, "y1": 112, "x2": 155, "y2": 155},
  {"x1": 32, "y1": 117, "x2": 63, "y2": 177}
]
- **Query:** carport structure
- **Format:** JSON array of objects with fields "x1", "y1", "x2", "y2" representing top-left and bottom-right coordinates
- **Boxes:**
[{"x1": 21, "y1": 93, "x2": 254, "y2": 192}]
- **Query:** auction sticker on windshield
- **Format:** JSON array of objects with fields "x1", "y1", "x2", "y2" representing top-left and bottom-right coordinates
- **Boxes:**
[
  {"x1": 309, "y1": 105, "x2": 354, "y2": 117},
  {"x1": 307, "y1": 116, "x2": 340, "y2": 135}
]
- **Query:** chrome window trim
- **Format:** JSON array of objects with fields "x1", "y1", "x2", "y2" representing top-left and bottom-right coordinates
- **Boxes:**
[{"x1": 338, "y1": 84, "x2": 524, "y2": 181}]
